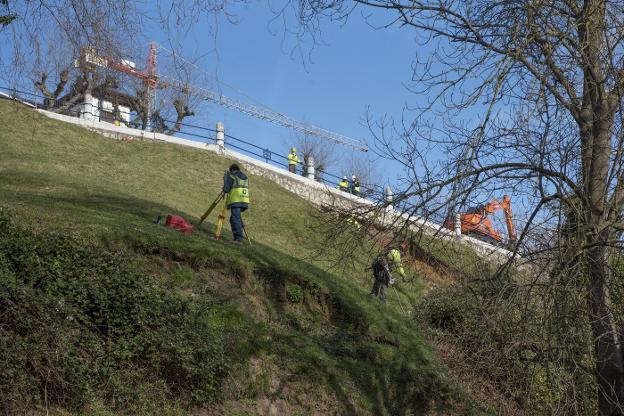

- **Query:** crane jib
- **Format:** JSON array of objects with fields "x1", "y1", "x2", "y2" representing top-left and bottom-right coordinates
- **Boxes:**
[{"x1": 164, "y1": 78, "x2": 368, "y2": 152}]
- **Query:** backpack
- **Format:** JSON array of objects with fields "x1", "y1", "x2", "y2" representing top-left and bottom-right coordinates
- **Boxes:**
[{"x1": 372, "y1": 256, "x2": 390, "y2": 283}]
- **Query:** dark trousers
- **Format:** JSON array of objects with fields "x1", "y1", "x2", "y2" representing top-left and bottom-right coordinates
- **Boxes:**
[
  {"x1": 370, "y1": 275, "x2": 388, "y2": 304},
  {"x1": 288, "y1": 164, "x2": 296, "y2": 173},
  {"x1": 229, "y1": 207, "x2": 245, "y2": 242}
]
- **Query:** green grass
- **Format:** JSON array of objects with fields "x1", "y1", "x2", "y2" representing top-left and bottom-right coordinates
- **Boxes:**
[{"x1": 0, "y1": 100, "x2": 492, "y2": 415}]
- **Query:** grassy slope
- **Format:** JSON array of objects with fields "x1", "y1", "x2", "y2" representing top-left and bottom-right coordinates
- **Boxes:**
[{"x1": 0, "y1": 100, "x2": 488, "y2": 415}]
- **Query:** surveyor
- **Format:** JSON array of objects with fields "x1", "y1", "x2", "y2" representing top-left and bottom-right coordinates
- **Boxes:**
[
  {"x1": 287, "y1": 147, "x2": 299, "y2": 174},
  {"x1": 338, "y1": 176, "x2": 349, "y2": 191},
  {"x1": 370, "y1": 242, "x2": 407, "y2": 304},
  {"x1": 222, "y1": 163, "x2": 249, "y2": 244},
  {"x1": 351, "y1": 175, "x2": 361, "y2": 196}
]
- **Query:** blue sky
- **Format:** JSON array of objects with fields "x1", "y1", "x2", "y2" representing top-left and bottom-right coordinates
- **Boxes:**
[
  {"x1": 0, "y1": 2, "x2": 499, "y2": 207},
  {"x1": 0, "y1": 1, "x2": 531, "y2": 233},
  {"x1": 146, "y1": 2, "x2": 423, "y2": 186},
  {"x1": 0, "y1": 1, "x2": 444, "y2": 187}
]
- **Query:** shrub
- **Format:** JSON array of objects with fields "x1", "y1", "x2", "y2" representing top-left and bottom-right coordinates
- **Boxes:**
[
  {"x1": 286, "y1": 283, "x2": 304, "y2": 303},
  {"x1": 0, "y1": 211, "x2": 253, "y2": 413},
  {"x1": 419, "y1": 285, "x2": 467, "y2": 331},
  {"x1": 418, "y1": 272, "x2": 599, "y2": 414}
]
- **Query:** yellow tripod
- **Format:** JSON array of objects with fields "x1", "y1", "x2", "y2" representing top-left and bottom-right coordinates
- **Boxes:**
[
  {"x1": 214, "y1": 199, "x2": 227, "y2": 240},
  {"x1": 197, "y1": 191, "x2": 224, "y2": 226},
  {"x1": 197, "y1": 191, "x2": 228, "y2": 240},
  {"x1": 215, "y1": 202, "x2": 252, "y2": 244},
  {"x1": 242, "y1": 220, "x2": 252, "y2": 246},
  {"x1": 198, "y1": 191, "x2": 252, "y2": 244}
]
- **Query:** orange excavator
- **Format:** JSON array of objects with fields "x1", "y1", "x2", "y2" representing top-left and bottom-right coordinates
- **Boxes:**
[{"x1": 443, "y1": 195, "x2": 517, "y2": 246}]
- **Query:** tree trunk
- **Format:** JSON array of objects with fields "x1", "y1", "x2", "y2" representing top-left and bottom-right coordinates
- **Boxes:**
[
  {"x1": 578, "y1": 0, "x2": 623, "y2": 404},
  {"x1": 586, "y1": 239, "x2": 624, "y2": 415}
]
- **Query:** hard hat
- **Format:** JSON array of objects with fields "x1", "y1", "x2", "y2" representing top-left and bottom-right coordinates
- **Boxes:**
[
  {"x1": 343, "y1": 176, "x2": 347, "y2": 180},
  {"x1": 352, "y1": 175, "x2": 356, "y2": 179},
  {"x1": 291, "y1": 147, "x2": 296, "y2": 152}
]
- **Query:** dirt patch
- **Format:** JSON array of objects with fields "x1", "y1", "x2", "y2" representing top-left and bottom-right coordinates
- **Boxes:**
[
  {"x1": 407, "y1": 243, "x2": 469, "y2": 282},
  {"x1": 410, "y1": 258, "x2": 455, "y2": 286},
  {"x1": 199, "y1": 355, "x2": 346, "y2": 416}
]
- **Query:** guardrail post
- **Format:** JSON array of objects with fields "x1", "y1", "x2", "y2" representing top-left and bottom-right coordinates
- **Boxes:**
[
  {"x1": 216, "y1": 122, "x2": 225, "y2": 147},
  {"x1": 306, "y1": 155, "x2": 315, "y2": 180},
  {"x1": 385, "y1": 186, "x2": 394, "y2": 206},
  {"x1": 454, "y1": 213, "x2": 462, "y2": 235}
]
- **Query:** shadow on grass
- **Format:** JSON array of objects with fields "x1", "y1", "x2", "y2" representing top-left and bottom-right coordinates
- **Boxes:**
[{"x1": 4, "y1": 182, "x2": 459, "y2": 415}]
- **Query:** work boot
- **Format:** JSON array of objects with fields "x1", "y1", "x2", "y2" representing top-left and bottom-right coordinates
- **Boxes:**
[{"x1": 231, "y1": 239, "x2": 243, "y2": 245}]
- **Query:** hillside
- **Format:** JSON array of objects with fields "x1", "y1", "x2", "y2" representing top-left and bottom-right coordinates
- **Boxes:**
[{"x1": 0, "y1": 100, "x2": 491, "y2": 415}]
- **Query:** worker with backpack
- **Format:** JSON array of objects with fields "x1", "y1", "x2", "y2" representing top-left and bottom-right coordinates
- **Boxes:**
[{"x1": 370, "y1": 242, "x2": 407, "y2": 304}]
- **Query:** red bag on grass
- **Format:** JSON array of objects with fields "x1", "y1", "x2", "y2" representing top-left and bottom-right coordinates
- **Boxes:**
[{"x1": 164, "y1": 214, "x2": 194, "y2": 235}]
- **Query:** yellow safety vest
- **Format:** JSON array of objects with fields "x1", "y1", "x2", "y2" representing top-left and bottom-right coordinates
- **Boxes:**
[
  {"x1": 338, "y1": 180, "x2": 349, "y2": 190},
  {"x1": 346, "y1": 216, "x2": 361, "y2": 229},
  {"x1": 288, "y1": 153, "x2": 299, "y2": 165},
  {"x1": 226, "y1": 173, "x2": 250, "y2": 206},
  {"x1": 386, "y1": 249, "x2": 405, "y2": 278}
]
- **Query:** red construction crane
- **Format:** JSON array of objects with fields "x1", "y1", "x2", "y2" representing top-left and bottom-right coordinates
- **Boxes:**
[{"x1": 106, "y1": 42, "x2": 158, "y2": 88}]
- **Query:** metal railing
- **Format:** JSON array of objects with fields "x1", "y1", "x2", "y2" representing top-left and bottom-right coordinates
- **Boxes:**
[
  {"x1": 220, "y1": 131, "x2": 351, "y2": 189},
  {"x1": 0, "y1": 86, "x2": 370, "y2": 193}
]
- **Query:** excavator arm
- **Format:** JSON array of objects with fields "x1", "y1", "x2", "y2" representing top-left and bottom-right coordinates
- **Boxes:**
[
  {"x1": 446, "y1": 195, "x2": 517, "y2": 246},
  {"x1": 481, "y1": 195, "x2": 517, "y2": 243},
  {"x1": 500, "y1": 195, "x2": 517, "y2": 243}
]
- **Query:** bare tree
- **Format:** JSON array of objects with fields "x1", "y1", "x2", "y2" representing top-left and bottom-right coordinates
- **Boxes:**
[
  {"x1": 0, "y1": 1, "x2": 230, "y2": 126},
  {"x1": 292, "y1": 132, "x2": 338, "y2": 180},
  {"x1": 150, "y1": 54, "x2": 203, "y2": 134},
  {"x1": 33, "y1": 68, "x2": 70, "y2": 103},
  {"x1": 0, "y1": 1, "x2": 141, "y2": 84},
  {"x1": 289, "y1": 1, "x2": 624, "y2": 414},
  {"x1": 344, "y1": 153, "x2": 378, "y2": 195},
  {"x1": 149, "y1": 94, "x2": 196, "y2": 134}
]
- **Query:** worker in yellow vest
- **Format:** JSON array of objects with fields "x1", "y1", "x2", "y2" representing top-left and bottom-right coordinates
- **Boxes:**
[
  {"x1": 351, "y1": 175, "x2": 361, "y2": 196},
  {"x1": 222, "y1": 164, "x2": 250, "y2": 244},
  {"x1": 346, "y1": 215, "x2": 361, "y2": 230},
  {"x1": 287, "y1": 147, "x2": 300, "y2": 174},
  {"x1": 337, "y1": 176, "x2": 349, "y2": 191},
  {"x1": 370, "y1": 243, "x2": 407, "y2": 304}
]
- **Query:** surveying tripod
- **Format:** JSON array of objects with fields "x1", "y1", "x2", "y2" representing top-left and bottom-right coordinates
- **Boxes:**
[{"x1": 198, "y1": 191, "x2": 252, "y2": 245}]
